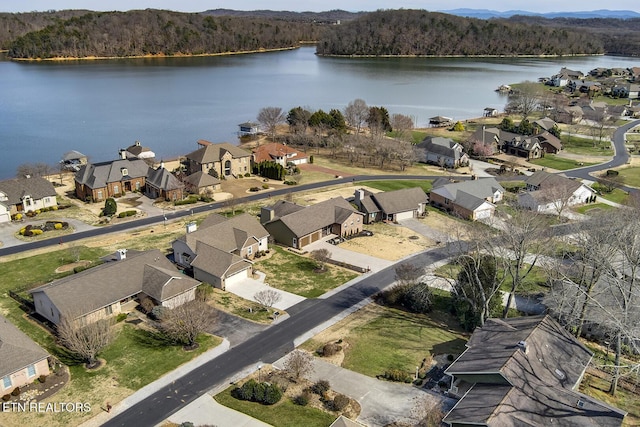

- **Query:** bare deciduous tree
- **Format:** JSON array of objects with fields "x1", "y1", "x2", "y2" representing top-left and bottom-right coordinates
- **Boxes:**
[
  {"x1": 57, "y1": 316, "x2": 115, "y2": 368},
  {"x1": 395, "y1": 140, "x2": 418, "y2": 171},
  {"x1": 390, "y1": 113, "x2": 414, "y2": 141},
  {"x1": 395, "y1": 262, "x2": 424, "y2": 286},
  {"x1": 159, "y1": 298, "x2": 214, "y2": 349},
  {"x1": 343, "y1": 98, "x2": 368, "y2": 135},
  {"x1": 253, "y1": 289, "x2": 282, "y2": 311},
  {"x1": 536, "y1": 178, "x2": 580, "y2": 219},
  {"x1": 16, "y1": 162, "x2": 51, "y2": 178},
  {"x1": 310, "y1": 248, "x2": 332, "y2": 272},
  {"x1": 283, "y1": 350, "x2": 314, "y2": 380},
  {"x1": 507, "y1": 81, "x2": 541, "y2": 120},
  {"x1": 257, "y1": 106, "x2": 286, "y2": 141}
]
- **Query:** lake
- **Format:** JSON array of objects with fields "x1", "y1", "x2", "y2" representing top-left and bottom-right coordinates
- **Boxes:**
[{"x1": 1, "y1": 46, "x2": 638, "y2": 179}]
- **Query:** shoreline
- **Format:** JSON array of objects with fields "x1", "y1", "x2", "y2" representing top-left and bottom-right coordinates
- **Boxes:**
[
  {"x1": 316, "y1": 52, "x2": 605, "y2": 59},
  {"x1": 9, "y1": 45, "x2": 302, "y2": 62}
]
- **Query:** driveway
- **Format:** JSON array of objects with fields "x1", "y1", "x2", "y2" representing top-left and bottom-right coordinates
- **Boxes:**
[
  {"x1": 225, "y1": 271, "x2": 306, "y2": 311},
  {"x1": 305, "y1": 238, "x2": 394, "y2": 273},
  {"x1": 274, "y1": 355, "x2": 450, "y2": 427},
  {"x1": 398, "y1": 218, "x2": 450, "y2": 243},
  {"x1": 205, "y1": 307, "x2": 269, "y2": 347},
  {"x1": 167, "y1": 394, "x2": 270, "y2": 427}
]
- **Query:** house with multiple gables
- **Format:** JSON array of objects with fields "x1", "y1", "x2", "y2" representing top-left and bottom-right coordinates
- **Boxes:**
[
  {"x1": 0, "y1": 314, "x2": 50, "y2": 395},
  {"x1": 186, "y1": 141, "x2": 251, "y2": 178},
  {"x1": 31, "y1": 249, "x2": 200, "y2": 326},
  {"x1": 444, "y1": 315, "x2": 626, "y2": 426},
  {"x1": 260, "y1": 197, "x2": 364, "y2": 250},
  {"x1": 353, "y1": 187, "x2": 428, "y2": 224},
  {"x1": 172, "y1": 213, "x2": 269, "y2": 290},
  {"x1": 416, "y1": 136, "x2": 469, "y2": 168},
  {"x1": 0, "y1": 176, "x2": 57, "y2": 222},
  {"x1": 182, "y1": 170, "x2": 221, "y2": 196},
  {"x1": 430, "y1": 177, "x2": 504, "y2": 221},
  {"x1": 468, "y1": 119, "x2": 562, "y2": 159},
  {"x1": 145, "y1": 163, "x2": 185, "y2": 201},
  {"x1": 252, "y1": 142, "x2": 308, "y2": 167},
  {"x1": 518, "y1": 171, "x2": 595, "y2": 212},
  {"x1": 503, "y1": 135, "x2": 544, "y2": 159},
  {"x1": 75, "y1": 158, "x2": 149, "y2": 202}
]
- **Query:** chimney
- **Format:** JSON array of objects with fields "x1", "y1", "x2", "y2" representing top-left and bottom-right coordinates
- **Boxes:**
[
  {"x1": 517, "y1": 340, "x2": 528, "y2": 354},
  {"x1": 135, "y1": 140, "x2": 141, "y2": 147},
  {"x1": 260, "y1": 206, "x2": 275, "y2": 224},
  {"x1": 354, "y1": 189, "x2": 364, "y2": 207},
  {"x1": 116, "y1": 249, "x2": 127, "y2": 261},
  {"x1": 160, "y1": 160, "x2": 165, "y2": 169},
  {"x1": 119, "y1": 149, "x2": 127, "y2": 160},
  {"x1": 186, "y1": 222, "x2": 197, "y2": 233}
]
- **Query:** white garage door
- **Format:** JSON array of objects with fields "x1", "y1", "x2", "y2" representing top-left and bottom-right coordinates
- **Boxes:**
[
  {"x1": 394, "y1": 211, "x2": 415, "y2": 221},
  {"x1": 225, "y1": 268, "x2": 250, "y2": 287},
  {"x1": 475, "y1": 209, "x2": 492, "y2": 220}
]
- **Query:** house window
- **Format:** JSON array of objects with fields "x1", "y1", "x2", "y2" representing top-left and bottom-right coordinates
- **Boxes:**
[
  {"x1": 2, "y1": 376, "x2": 11, "y2": 389},
  {"x1": 105, "y1": 305, "x2": 113, "y2": 315},
  {"x1": 44, "y1": 197, "x2": 50, "y2": 203},
  {"x1": 247, "y1": 246, "x2": 253, "y2": 255},
  {"x1": 27, "y1": 364, "x2": 36, "y2": 378},
  {"x1": 292, "y1": 237, "x2": 298, "y2": 248},
  {"x1": 97, "y1": 190, "x2": 103, "y2": 200},
  {"x1": 113, "y1": 185, "x2": 119, "y2": 194},
  {"x1": 444, "y1": 199, "x2": 450, "y2": 205},
  {"x1": 136, "y1": 182, "x2": 141, "y2": 191}
]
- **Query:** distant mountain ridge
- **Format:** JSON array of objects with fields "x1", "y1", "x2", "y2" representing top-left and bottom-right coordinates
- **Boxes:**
[{"x1": 442, "y1": 8, "x2": 640, "y2": 19}]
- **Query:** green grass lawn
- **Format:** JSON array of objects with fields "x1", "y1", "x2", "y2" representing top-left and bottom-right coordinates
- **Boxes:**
[
  {"x1": 255, "y1": 246, "x2": 358, "y2": 298},
  {"x1": 562, "y1": 135, "x2": 613, "y2": 156},
  {"x1": 574, "y1": 203, "x2": 616, "y2": 215},
  {"x1": 359, "y1": 179, "x2": 432, "y2": 193},
  {"x1": 529, "y1": 155, "x2": 595, "y2": 171},
  {"x1": 617, "y1": 167, "x2": 640, "y2": 188},
  {"x1": 340, "y1": 305, "x2": 468, "y2": 378},
  {"x1": 215, "y1": 389, "x2": 335, "y2": 427}
]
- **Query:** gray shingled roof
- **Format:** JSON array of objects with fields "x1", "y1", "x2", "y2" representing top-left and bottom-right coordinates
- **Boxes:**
[
  {"x1": 0, "y1": 315, "x2": 49, "y2": 379},
  {"x1": 61, "y1": 150, "x2": 87, "y2": 162},
  {"x1": 0, "y1": 176, "x2": 56, "y2": 205},
  {"x1": 431, "y1": 178, "x2": 504, "y2": 204},
  {"x1": 267, "y1": 197, "x2": 362, "y2": 237},
  {"x1": 31, "y1": 250, "x2": 197, "y2": 319},
  {"x1": 367, "y1": 187, "x2": 427, "y2": 214},
  {"x1": 146, "y1": 167, "x2": 184, "y2": 191},
  {"x1": 184, "y1": 171, "x2": 221, "y2": 188},
  {"x1": 416, "y1": 136, "x2": 465, "y2": 161},
  {"x1": 141, "y1": 264, "x2": 199, "y2": 302},
  {"x1": 186, "y1": 142, "x2": 251, "y2": 164},
  {"x1": 75, "y1": 159, "x2": 149, "y2": 189},
  {"x1": 444, "y1": 315, "x2": 626, "y2": 426},
  {"x1": 526, "y1": 171, "x2": 582, "y2": 193},
  {"x1": 191, "y1": 241, "x2": 251, "y2": 278},
  {"x1": 181, "y1": 213, "x2": 268, "y2": 254}
]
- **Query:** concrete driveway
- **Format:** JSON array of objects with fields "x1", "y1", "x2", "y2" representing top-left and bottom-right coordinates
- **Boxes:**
[
  {"x1": 398, "y1": 218, "x2": 450, "y2": 243},
  {"x1": 275, "y1": 355, "x2": 448, "y2": 427},
  {"x1": 167, "y1": 394, "x2": 271, "y2": 427},
  {"x1": 225, "y1": 271, "x2": 306, "y2": 311},
  {"x1": 305, "y1": 238, "x2": 394, "y2": 273}
]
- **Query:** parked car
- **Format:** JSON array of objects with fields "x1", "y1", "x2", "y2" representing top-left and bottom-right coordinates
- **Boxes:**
[{"x1": 360, "y1": 230, "x2": 374, "y2": 237}]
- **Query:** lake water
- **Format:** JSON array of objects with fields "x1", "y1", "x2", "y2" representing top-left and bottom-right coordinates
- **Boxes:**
[{"x1": 1, "y1": 46, "x2": 639, "y2": 179}]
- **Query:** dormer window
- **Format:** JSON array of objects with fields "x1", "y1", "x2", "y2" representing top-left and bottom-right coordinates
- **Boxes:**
[{"x1": 121, "y1": 168, "x2": 128, "y2": 176}]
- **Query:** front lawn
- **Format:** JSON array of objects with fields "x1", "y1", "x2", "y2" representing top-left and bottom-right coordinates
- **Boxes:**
[
  {"x1": 528, "y1": 155, "x2": 595, "y2": 171},
  {"x1": 617, "y1": 167, "x2": 640, "y2": 188},
  {"x1": 255, "y1": 246, "x2": 358, "y2": 298},
  {"x1": 561, "y1": 135, "x2": 614, "y2": 156},
  {"x1": 359, "y1": 179, "x2": 432, "y2": 193},
  {"x1": 574, "y1": 203, "x2": 615, "y2": 215},
  {"x1": 215, "y1": 389, "x2": 335, "y2": 427}
]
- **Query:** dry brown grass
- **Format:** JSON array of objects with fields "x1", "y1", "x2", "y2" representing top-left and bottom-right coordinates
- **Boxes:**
[{"x1": 340, "y1": 222, "x2": 435, "y2": 261}]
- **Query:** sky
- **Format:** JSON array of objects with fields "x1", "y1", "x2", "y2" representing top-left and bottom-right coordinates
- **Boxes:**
[{"x1": 3, "y1": 1, "x2": 640, "y2": 14}]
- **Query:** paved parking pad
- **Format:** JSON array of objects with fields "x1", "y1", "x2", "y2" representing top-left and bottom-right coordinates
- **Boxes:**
[{"x1": 225, "y1": 272, "x2": 306, "y2": 311}]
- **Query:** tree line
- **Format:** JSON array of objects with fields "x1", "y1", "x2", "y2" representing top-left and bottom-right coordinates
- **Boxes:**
[{"x1": 5, "y1": 8, "x2": 640, "y2": 59}]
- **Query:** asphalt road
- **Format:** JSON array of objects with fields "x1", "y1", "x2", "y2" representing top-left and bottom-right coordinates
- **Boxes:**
[{"x1": 102, "y1": 247, "x2": 450, "y2": 427}]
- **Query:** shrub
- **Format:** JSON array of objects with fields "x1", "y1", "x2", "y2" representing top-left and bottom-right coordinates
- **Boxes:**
[
  {"x1": 116, "y1": 313, "x2": 128, "y2": 322},
  {"x1": 249, "y1": 187, "x2": 260, "y2": 192},
  {"x1": 284, "y1": 180, "x2": 297, "y2": 185},
  {"x1": 263, "y1": 383, "x2": 283, "y2": 405},
  {"x1": 244, "y1": 172, "x2": 251, "y2": 177},
  {"x1": 38, "y1": 375, "x2": 47, "y2": 384},
  {"x1": 13, "y1": 213, "x2": 23, "y2": 221},
  {"x1": 2, "y1": 394, "x2": 11, "y2": 401},
  {"x1": 237, "y1": 174, "x2": 243, "y2": 178},
  {"x1": 54, "y1": 222, "x2": 63, "y2": 229},
  {"x1": 103, "y1": 198, "x2": 117, "y2": 216},
  {"x1": 606, "y1": 169, "x2": 619, "y2": 176},
  {"x1": 51, "y1": 206, "x2": 58, "y2": 211},
  {"x1": 150, "y1": 305, "x2": 166, "y2": 320},
  {"x1": 447, "y1": 354, "x2": 455, "y2": 362},
  {"x1": 311, "y1": 380, "x2": 330, "y2": 396},
  {"x1": 295, "y1": 389, "x2": 312, "y2": 406},
  {"x1": 262, "y1": 184, "x2": 269, "y2": 189},
  {"x1": 233, "y1": 379, "x2": 282, "y2": 405},
  {"x1": 31, "y1": 229, "x2": 43, "y2": 235},
  {"x1": 320, "y1": 342, "x2": 342, "y2": 357},
  {"x1": 118, "y1": 210, "x2": 137, "y2": 218},
  {"x1": 11, "y1": 387, "x2": 20, "y2": 397},
  {"x1": 383, "y1": 369, "x2": 412, "y2": 383},
  {"x1": 178, "y1": 423, "x2": 195, "y2": 427},
  {"x1": 309, "y1": 155, "x2": 314, "y2": 164},
  {"x1": 332, "y1": 394, "x2": 350, "y2": 411}
]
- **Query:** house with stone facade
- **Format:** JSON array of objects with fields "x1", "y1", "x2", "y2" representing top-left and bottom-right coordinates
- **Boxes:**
[
  {"x1": 0, "y1": 176, "x2": 57, "y2": 222},
  {"x1": 185, "y1": 141, "x2": 251, "y2": 178}
]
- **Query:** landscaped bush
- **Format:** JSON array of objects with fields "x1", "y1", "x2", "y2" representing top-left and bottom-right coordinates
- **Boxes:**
[
  {"x1": 175, "y1": 196, "x2": 199, "y2": 206},
  {"x1": 320, "y1": 342, "x2": 342, "y2": 357},
  {"x1": 2, "y1": 394, "x2": 10, "y2": 401},
  {"x1": 12, "y1": 213, "x2": 23, "y2": 221},
  {"x1": 116, "y1": 313, "x2": 128, "y2": 322},
  {"x1": 294, "y1": 389, "x2": 311, "y2": 406},
  {"x1": 284, "y1": 180, "x2": 297, "y2": 185},
  {"x1": 38, "y1": 375, "x2": 47, "y2": 384},
  {"x1": 117, "y1": 210, "x2": 137, "y2": 218},
  {"x1": 31, "y1": 229, "x2": 43, "y2": 235},
  {"x1": 383, "y1": 369, "x2": 412, "y2": 383},
  {"x1": 232, "y1": 379, "x2": 282, "y2": 405},
  {"x1": 103, "y1": 198, "x2": 117, "y2": 216},
  {"x1": 249, "y1": 187, "x2": 260, "y2": 192},
  {"x1": 237, "y1": 174, "x2": 243, "y2": 178},
  {"x1": 11, "y1": 387, "x2": 20, "y2": 396},
  {"x1": 244, "y1": 172, "x2": 251, "y2": 177},
  {"x1": 54, "y1": 222, "x2": 63, "y2": 229},
  {"x1": 311, "y1": 379, "x2": 330, "y2": 396},
  {"x1": 262, "y1": 184, "x2": 269, "y2": 189},
  {"x1": 332, "y1": 394, "x2": 350, "y2": 411}
]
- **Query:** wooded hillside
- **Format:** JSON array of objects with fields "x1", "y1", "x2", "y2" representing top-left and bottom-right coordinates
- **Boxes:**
[
  {"x1": 4, "y1": 9, "x2": 324, "y2": 59},
  {"x1": 316, "y1": 10, "x2": 605, "y2": 56}
]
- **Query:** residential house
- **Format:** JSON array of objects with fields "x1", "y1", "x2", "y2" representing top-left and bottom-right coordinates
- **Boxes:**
[
  {"x1": 31, "y1": 249, "x2": 200, "y2": 326},
  {"x1": 568, "y1": 80, "x2": 602, "y2": 95},
  {"x1": 533, "y1": 117, "x2": 557, "y2": 132},
  {"x1": 120, "y1": 140, "x2": 155, "y2": 160},
  {"x1": 536, "y1": 131, "x2": 563, "y2": 154},
  {"x1": 430, "y1": 178, "x2": 504, "y2": 220},
  {"x1": 483, "y1": 107, "x2": 498, "y2": 117},
  {"x1": 145, "y1": 164, "x2": 185, "y2": 201},
  {"x1": 581, "y1": 101, "x2": 609, "y2": 122},
  {"x1": 353, "y1": 187, "x2": 428, "y2": 224},
  {"x1": 60, "y1": 150, "x2": 88, "y2": 172},
  {"x1": 182, "y1": 171, "x2": 221, "y2": 196},
  {"x1": 518, "y1": 171, "x2": 595, "y2": 212},
  {"x1": 75, "y1": 159, "x2": 149, "y2": 202},
  {"x1": 428, "y1": 116, "x2": 453, "y2": 127},
  {"x1": 252, "y1": 142, "x2": 308, "y2": 167},
  {"x1": 443, "y1": 315, "x2": 626, "y2": 426},
  {"x1": 550, "y1": 67, "x2": 584, "y2": 87},
  {"x1": 185, "y1": 141, "x2": 251, "y2": 178},
  {"x1": 238, "y1": 122, "x2": 260, "y2": 137},
  {"x1": 503, "y1": 135, "x2": 544, "y2": 159},
  {"x1": 0, "y1": 314, "x2": 50, "y2": 395},
  {"x1": 612, "y1": 83, "x2": 640, "y2": 99},
  {"x1": 260, "y1": 197, "x2": 364, "y2": 249},
  {"x1": 172, "y1": 213, "x2": 269, "y2": 289},
  {"x1": 0, "y1": 176, "x2": 57, "y2": 222},
  {"x1": 416, "y1": 137, "x2": 469, "y2": 168},
  {"x1": 467, "y1": 126, "x2": 503, "y2": 156},
  {"x1": 556, "y1": 105, "x2": 583, "y2": 124}
]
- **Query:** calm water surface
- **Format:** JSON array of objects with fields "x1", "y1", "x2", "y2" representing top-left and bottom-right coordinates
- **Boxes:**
[{"x1": 1, "y1": 47, "x2": 638, "y2": 179}]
